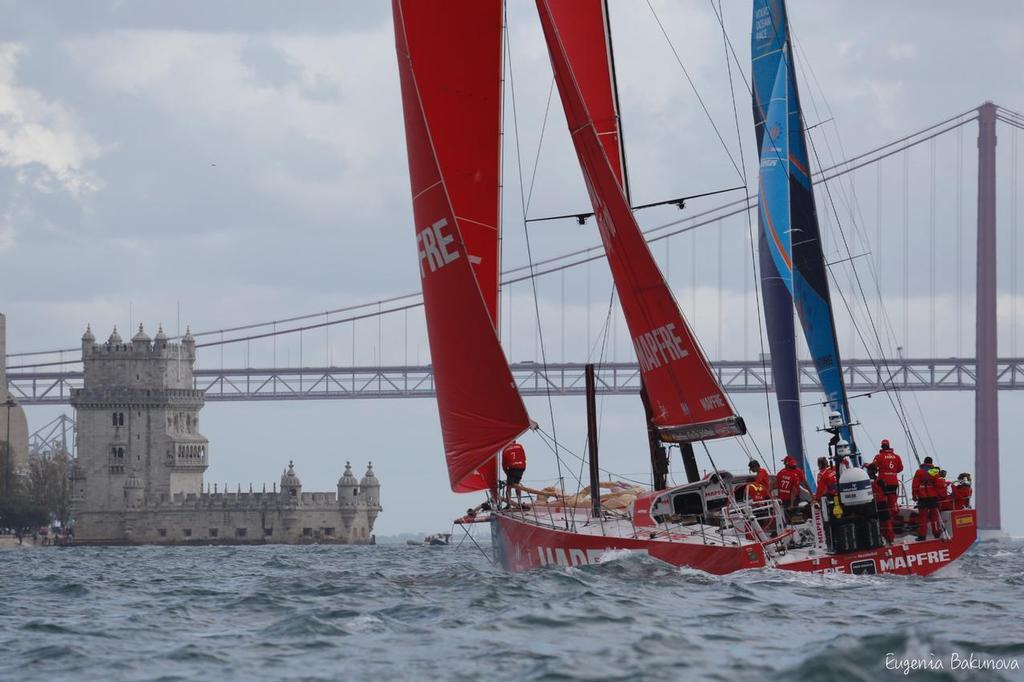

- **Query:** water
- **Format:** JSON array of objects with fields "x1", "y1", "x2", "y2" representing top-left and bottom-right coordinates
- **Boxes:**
[{"x1": 1, "y1": 540, "x2": 1022, "y2": 681}]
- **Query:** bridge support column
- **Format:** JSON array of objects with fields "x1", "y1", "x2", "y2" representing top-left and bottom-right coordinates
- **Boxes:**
[{"x1": 975, "y1": 102, "x2": 1000, "y2": 533}]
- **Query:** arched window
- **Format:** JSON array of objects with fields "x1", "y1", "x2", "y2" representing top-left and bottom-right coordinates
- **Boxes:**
[
  {"x1": 112, "y1": 413, "x2": 118, "y2": 427},
  {"x1": 118, "y1": 413, "x2": 125, "y2": 426}
]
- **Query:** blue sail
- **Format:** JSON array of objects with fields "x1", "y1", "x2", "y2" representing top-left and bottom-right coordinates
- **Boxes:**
[
  {"x1": 752, "y1": 0, "x2": 808, "y2": 483},
  {"x1": 753, "y1": 0, "x2": 855, "y2": 475}
]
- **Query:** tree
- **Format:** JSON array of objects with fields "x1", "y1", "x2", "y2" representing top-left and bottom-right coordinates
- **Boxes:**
[{"x1": 23, "y1": 449, "x2": 73, "y2": 527}]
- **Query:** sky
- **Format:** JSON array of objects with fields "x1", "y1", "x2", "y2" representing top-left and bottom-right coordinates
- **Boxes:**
[{"x1": 2, "y1": 1, "x2": 1024, "y2": 536}]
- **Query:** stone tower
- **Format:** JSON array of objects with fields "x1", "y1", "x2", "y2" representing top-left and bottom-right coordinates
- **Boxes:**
[{"x1": 71, "y1": 324, "x2": 208, "y2": 537}]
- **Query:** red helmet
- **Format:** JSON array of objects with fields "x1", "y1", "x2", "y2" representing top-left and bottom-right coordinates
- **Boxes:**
[
  {"x1": 783, "y1": 456, "x2": 797, "y2": 467},
  {"x1": 880, "y1": 439, "x2": 891, "y2": 449}
]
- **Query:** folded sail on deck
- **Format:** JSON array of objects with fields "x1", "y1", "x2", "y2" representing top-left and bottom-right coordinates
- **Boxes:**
[
  {"x1": 393, "y1": 0, "x2": 529, "y2": 492},
  {"x1": 538, "y1": 0, "x2": 745, "y2": 443},
  {"x1": 753, "y1": 0, "x2": 854, "y2": 475}
]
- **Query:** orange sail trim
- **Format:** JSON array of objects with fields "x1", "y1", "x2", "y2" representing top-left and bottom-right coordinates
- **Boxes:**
[
  {"x1": 537, "y1": 0, "x2": 744, "y2": 443},
  {"x1": 393, "y1": 0, "x2": 530, "y2": 492},
  {"x1": 546, "y1": 0, "x2": 626, "y2": 190}
]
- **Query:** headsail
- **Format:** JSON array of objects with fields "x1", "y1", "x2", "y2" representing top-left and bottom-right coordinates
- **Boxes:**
[
  {"x1": 393, "y1": 0, "x2": 530, "y2": 492},
  {"x1": 538, "y1": 0, "x2": 745, "y2": 443},
  {"x1": 752, "y1": 0, "x2": 854, "y2": 473}
]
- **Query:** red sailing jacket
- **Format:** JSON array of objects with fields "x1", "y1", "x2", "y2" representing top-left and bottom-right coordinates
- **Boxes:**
[
  {"x1": 912, "y1": 465, "x2": 942, "y2": 500},
  {"x1": 753, "y1": 468, "x2": 770, "y2": 492},
  {"x1": 953, "y1": 483, "x2": 973, "y2": 510},
  {"x1": 501, "y1": 442, "x2": 526, "y2": 470},
  {"x1": 814, "y1": 468, "x2": 837, "y2": 501},
  {"x1": 776, "y1": 467, "x2": 806, "y2": 501},
  {"x1": 871, "y1": 450, "x2": 904, "y2": 487}
]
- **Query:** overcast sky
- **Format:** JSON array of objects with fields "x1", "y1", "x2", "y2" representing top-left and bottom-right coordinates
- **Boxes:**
[{"x1": 2, "y1": 1, "x2": 1023, "y2": 536}]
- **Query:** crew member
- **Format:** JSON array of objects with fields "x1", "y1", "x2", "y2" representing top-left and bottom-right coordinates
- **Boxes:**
[
  {"x1": 911, "y1": 457, "x2": 943, "y2": 541},
  {"x1": 748, "y1": 460, "x2": 771, "y2": 494},
  {"x1": 952, "y1": 473, "x2": 973, "y2": 510},
  {"x1": 936, "y1": 469, "x2": 952, "y2": 511},
  {"x1": 501, "y1": 440, "x2": 527, "y2": 507},
  {"x1": 776, "y1": 456, "x2": 810, "y2": 511},
  {"x1": 814, "y1": 456, "x2": 837, "y2": 503},
  {"x1": 871, "y1": 438, "x2": 904, "y2": 519},
  {"x1": 866, "y1": 463, "x2": 895, "y2": 544}
]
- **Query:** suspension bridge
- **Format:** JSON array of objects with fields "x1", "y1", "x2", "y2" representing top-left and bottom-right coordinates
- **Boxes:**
[{"x1": 7, "y1": 101, "x2": 1024, "y2": 534}]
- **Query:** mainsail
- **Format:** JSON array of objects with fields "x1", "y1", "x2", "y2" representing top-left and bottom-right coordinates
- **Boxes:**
[
  {"x1": 545, "y1": 0, "x2": 627, "y2": 190},
  {"x1": 393, "y1": 0, "x2": 530, "y2": 492},
  {"x1": 538, "y1": 0, "x2": 745, "y2": 443},
  {"x1": 752, "y1": 0, "x2": 854, "y2": 477}
]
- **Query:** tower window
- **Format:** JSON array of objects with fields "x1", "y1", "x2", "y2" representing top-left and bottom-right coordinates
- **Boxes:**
[
  {"x1": 235, "y1": 528, "x2": 247, "y2": 538},
  {"x1": 264, "y1": 528, "x2": 273, "y2": 536},
  {"x1": 158, "y1": 529, "x2": 167, "y2": 537},
  {"x1": 183, "y1": 529, "x2": 192, "y2": 538},
  {"x1": 208, "y1": 528, "x2": 218, "y2": 538}
]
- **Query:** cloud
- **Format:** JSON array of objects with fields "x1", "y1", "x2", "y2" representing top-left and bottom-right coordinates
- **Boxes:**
[{"x1": 0, "y1": 43, "x2": 103, "y2": 199}]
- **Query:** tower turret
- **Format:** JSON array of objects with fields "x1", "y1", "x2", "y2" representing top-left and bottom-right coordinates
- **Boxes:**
[
  {"x1": 107, "y1": 326, "x2": 122, "y2": 346},
  {"x1": 337, "y1": 461, "x2": 359, "y2": 530},
  {"x1": 81, "y1": 324, "x2": 95, "y2": 356},
  {"x1": 154, "y1": 324, "x2": 168, "y2": 350},
  {"x1": 123, "y1": 469, "x2": 145, "y2": 509},
  {"x1": 280, "y1": 461, "x2": 302, "y2": 502},
  {"x1": 132, "y1": 324, "x2": 151, "y2": 351},
  {"x1": 360, "y1": 462, "x2": 382, "y2": 527}
]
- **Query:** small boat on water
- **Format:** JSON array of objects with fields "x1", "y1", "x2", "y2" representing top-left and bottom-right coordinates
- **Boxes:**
[
  {"x1": 390, "y1": 0, "x2": 976, "y2": 576},
  {"x1": 407, "y1": 533, "x2": 453, "y2": 547}
]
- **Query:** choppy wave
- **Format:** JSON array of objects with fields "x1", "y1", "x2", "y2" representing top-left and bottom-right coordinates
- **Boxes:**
[{"x1": 1, "y1": 540, "x2": 1021, "y2": 681}]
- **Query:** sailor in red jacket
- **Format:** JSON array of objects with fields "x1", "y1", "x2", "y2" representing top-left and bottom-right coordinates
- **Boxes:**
[
  {"x1": 952, "y1": 473, "x2": 973, "y2": 510},
  {"x1": 501, "y1": 440, "x2": 527, "y2": 507},
  {"x1": 814, "y1": 456, "x2": 837, "y2": 503},
  {"x1": 911, "y1": 456, "x2": 944, "y2": 540},
  {"x1": 775, "y1": 456, "x2": 810, "y2": 511},
  {"x1": 871, "y1": 438, "x2": 904, "y2": 517},
  {"x1": 866, "y1": 463, "x2": 895, "y2": 544},
  {"x1": 936, "y1": 469, "x2": 953, "y2": 511},
  {"x1": 747, "y1": 460, "x2": 770, "y2": 490}
]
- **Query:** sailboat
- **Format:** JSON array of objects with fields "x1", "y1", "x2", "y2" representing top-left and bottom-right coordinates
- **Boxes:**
[{"x1": 391, "y1": 0, "x2": 976, "y2": 575}]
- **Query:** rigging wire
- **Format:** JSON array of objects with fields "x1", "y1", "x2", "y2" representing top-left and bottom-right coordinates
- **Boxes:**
[
  {"x1": 712, "y1": 0, "x2": 776, "y2": 470},
  {"x1": 645, "y1": 0, "x2": 743, "y2": 181},
  {"x1": 503, "y1": 5, "x2": 567, "y2": 502}
]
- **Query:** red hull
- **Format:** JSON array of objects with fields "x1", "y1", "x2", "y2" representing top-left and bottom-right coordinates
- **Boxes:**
[{"x1": 491, "y1": 509, "x2": 978, "y2": 577}]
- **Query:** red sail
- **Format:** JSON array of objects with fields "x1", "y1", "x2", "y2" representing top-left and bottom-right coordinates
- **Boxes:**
[
  {"x1": 393, "y1": 0, "x2": 530, "y2": 492},
  {"x1": 538, "y1": 0, "x2": 744, "y2": 443},
  {"x1": 393, "y1": 0, "x2": 503, "y2": 327},
  {"x1": 546, "y1": 0, "x2": 626, "y2": 190}
]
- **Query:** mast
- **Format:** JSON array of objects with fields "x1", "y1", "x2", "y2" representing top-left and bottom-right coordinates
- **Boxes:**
[
  {"x1": 753, "y1": 0, "x2": 855, "y2": 476},
  {"x1": 585, "y1": 364, "x2": 601, "y2": 517}
]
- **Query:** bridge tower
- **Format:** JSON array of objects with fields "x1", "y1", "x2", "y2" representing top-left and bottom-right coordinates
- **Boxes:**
[{"x1": 975, "y1": 102, "x2": 1000, "y2": 534}]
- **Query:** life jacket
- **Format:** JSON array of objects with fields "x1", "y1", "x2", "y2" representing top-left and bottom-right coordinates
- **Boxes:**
[
  {"x1": 871, "y1": 450, "x2": 904, "y2": 487},
  {"x1": 953, "y1": 483, "x2": 972, "y2": 510},
  {"x1": 747, "y1": 480, "x2": 769, "y2": 502},
  {"x1": 814, "y1": 467, "x2": 837, "y2": 501},
  {"x1": 912, "y1": 465, "x2": 941, "y2": 499},
  {"x1": 501, "y1": 442, "x2": 526, "y2": 470},
  {"x1": 776, "y1": 467, "x2": 806, "y2": 501}
]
